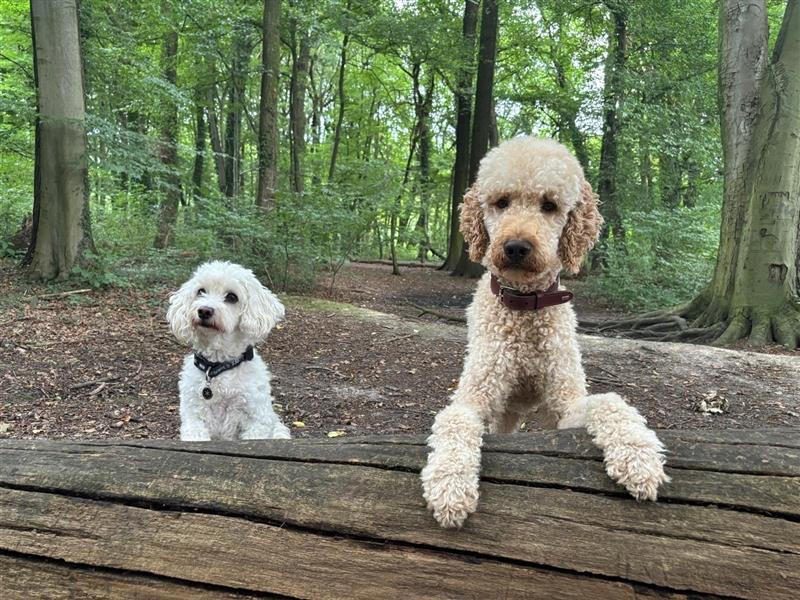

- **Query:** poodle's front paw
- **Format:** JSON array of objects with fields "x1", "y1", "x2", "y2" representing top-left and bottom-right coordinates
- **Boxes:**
[
  {"x1": 604, "y1": 442, "x2": 670, "y2": 501},
  {"x1": 421, "y1": 463, "x2": 479, "y2": 528}
]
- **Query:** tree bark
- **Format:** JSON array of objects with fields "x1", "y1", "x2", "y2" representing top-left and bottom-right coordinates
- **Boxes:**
[
  {"x1": 289, "y1": 18, "x2": 310, "y2": 195},
  {"x1": 328, "y1": 2, "x2": 351, "y2": 184},
  {"x1": 659, "y1": 150, "x2": 682, "y2": 208},
  {"x1": 256, "y1": 0, "x2": 281, "y2": 208},
  {"x1": 26, "y1": 0, "x2": 93, "y2": 279},
  {"x1": 223, "y1": 36, "x2": 253, "y2": 198},
  {"x1": 414, "y1": 65, "x2": 435, "y2": 262},
  {"x1": 595, "y1": 1, "x2": 627, "y2": 257},
  {"x1": 614, "y1": 0, "x2": 800, "y2": 349},
  {"x1": 453, "y1": 0, "x2": 497, "y2": 278},
  {"x1": 206, "y1": 84, "x2": 227, "y2": 195},
  {"x1": 695, "y1": 0, "x2": 770, "y2": 323},
  {"x1": 191, "y1": 86, "x2": 206, "y2": 207},
  {"x1": 154, "y1": 19, "x2": 180, "y2": 249},
  {"x1": 442, "y1": 0, "x2": 479, "y2": 272},
  {"x1": 711, "y1": 0, "x2": 800, "y2": 347}
]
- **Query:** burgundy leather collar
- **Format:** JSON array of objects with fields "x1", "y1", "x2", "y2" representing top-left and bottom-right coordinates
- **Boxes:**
[{"x1": 490, "y1": 273, "x2": 574, "y2": 311}]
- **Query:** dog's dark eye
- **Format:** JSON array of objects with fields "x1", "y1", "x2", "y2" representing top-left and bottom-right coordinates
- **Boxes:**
[
  {"x1": 197, "y1": 288, "x2": 206, "y2": 296},
  {"x1": 541, "y1": 200, "x2": 557, "y2": 213},
  {"x1": 496, "y1": 196, "x2": 510, "y2": 209},
  {"x1": 225, "y1": 292, "x2": 239, "y2": 304}
]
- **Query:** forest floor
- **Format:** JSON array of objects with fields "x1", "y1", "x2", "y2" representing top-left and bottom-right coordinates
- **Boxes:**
[{"x1": 1, "y1": 260, "x2": 798, "y2": 441}]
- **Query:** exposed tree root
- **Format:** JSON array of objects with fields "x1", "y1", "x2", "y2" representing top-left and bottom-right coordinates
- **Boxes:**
[
  {"x1": 588, "y1": 297, "x2": 800, "y2": 349},
  {"x1": 409, "y1": 303, "x2": 467, "y2": 323}
]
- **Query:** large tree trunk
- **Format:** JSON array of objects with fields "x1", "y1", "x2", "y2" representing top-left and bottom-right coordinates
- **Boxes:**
[
  {"x1": 26, "y1": 0, "x2": 93, "y2": 279},
  {"x1": 452, "y1": 0, "x2": 497, "y2": 278},
  {"x1": 256, "y1": 0, "x2": 281, "y2": 208},
  {"x1": 689, "y1": 0, "x2": 770, "y2": 326},
  {"x1": 604, "y1": 0, "x2": 800, "y2": 349},
  {"x1": 328, "y1": 4, "x2": 350, "y2": 184},
  {"x1": 154, "y1": 20, "x2": 180, "y2": 249},
  {"x1": 289, "y1": 18, "x2": 310, "y2": 195},
  {"x1": 442, "y1": 0, "x2": 479, "y2": 272},
  {"x1": 595, "y1": 1, "x2": 627, "y2": 259},
  {"x1": 710, "y1": 0, "x2": 800, "y2": 346}
]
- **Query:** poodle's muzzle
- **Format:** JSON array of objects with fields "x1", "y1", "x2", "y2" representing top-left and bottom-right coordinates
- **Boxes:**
[{"x1": 194, "y1": 305, "x2": 223, "y2": 332}]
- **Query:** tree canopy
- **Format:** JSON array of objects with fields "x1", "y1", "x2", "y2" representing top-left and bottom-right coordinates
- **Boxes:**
[{"x1": 0, "y1": 0, "x2": 797, "y2": 345}]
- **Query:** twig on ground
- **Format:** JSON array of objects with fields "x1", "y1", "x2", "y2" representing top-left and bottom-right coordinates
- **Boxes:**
[
  {"x1": 39, "y1": 288, "x2": 92, "y2": 300},
  {"x1": 69, "y1": 375, "x2": 121, "y2": 391},
  {"x1": 377, "y1": 332, "x2": 418, "y2": 345},
  {"x1": 0, "y1": 315, "x2": 31, "y2": 327},
  {"x1": 589, "y1": 364, "x2": 624, "y2": 382},
  {"x1": 89, "y1": 382, "x2": 107, "y2": 396},
  {"x1": 304, "y1": 365, "x2": 347, "y2": 378},
  {"x1": 409, "y1": 303, "x2": 467, "y2": 323}
]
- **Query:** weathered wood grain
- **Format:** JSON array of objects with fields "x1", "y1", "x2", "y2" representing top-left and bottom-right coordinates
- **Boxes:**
[
  {"x1": 0, "y1": 429, "x2": 797, "y2": 599},
  {"x1": 0, "y1": 554, "x2": 266, "y2": 599}
]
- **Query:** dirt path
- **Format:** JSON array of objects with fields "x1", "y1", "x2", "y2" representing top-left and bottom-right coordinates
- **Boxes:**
[{"x1": 1, "y1": 262, "x2": 798, "y2": 440}]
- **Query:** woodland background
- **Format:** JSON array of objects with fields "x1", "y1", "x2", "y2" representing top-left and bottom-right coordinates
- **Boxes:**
[{"x1": 1, "y1": 0, "x2": 799, "y2": 345}]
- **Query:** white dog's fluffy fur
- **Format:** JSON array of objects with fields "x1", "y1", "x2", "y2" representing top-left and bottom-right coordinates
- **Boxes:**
[
  {"x1": 421, "y1": 137, "x2": 669, "y2": 528},
  {"x1": 167, "y1": 261, "x2": 290, "y2": 441}
]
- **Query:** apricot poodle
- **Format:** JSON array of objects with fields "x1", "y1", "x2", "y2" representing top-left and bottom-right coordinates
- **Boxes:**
[{"x1": 421, "y1": 137, "x2": 669, "y2": 528}]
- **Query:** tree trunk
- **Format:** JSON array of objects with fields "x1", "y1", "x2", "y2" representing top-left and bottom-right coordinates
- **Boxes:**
[
  {"x1": 442, "y1": 0, "x2": 479, "y2": 272},
  {"x1": 26, "y1": 0, "x2": 93, "y2": 279},
  {"x1": 596, "y1": 3, "x2": 627, "y2": 242},
  {"x1": 289, "y1": 19, "x2": 310, "y2": 195},
  {"x1": 414, "y1": 65, "x2": 435, "y2": 263},
  {"x1": 709, "y1": 0, "x2": 800, "y2": 347},
  {"x1": 154, "y1": 19, "x2": 180, "y2": 249},
  {"x1": 659, "y1": 150, "x2": 682, "y2": 208},
  {"x1": 453, "y1": 0, "x2": 497, "y2": 278},
  {"x1": 224, "y1": 36, "x2": 253, "y2": 198},
  {"x1": 328, "y1": 4, "x2": 350, "y2": 184},
  {"x1": 256, "y1": 0, "x2": 281, "y2": 208},
  {"x1": 697, "y1": 0, "x2": 771, "y2": 323},
  {"x1": 191, "y1": 86, "x2": 206, "y2": 207},
  {"x1": 609, "y1": 0, "x2": 800, "y2": 349},
  {"x1": 206, "y1": 85, "x2": 227, "y2": 195}
]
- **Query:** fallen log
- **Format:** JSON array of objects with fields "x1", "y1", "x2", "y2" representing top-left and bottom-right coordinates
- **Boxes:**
[{"x1": 0, "y1": 428, "x2": 798, "y2": 599}]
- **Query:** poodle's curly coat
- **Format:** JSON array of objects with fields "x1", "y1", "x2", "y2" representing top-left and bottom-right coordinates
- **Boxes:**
[
  {"x1": 167, "y1": 261, "x2": 290, "y2": 441},
  {"x1": 421, "y1": 137, "x2": 669, "y2": 528}
]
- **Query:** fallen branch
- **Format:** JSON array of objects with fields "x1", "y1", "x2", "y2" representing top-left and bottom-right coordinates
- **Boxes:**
[
  {"x1": 376, "y1": 332, "x2": 418, "y2": 345},
  {"x1": 409, "y1": 303, "x2": 467, "y2": 323},
  {"x1": 39, "y1": 288, "x2": 92, "y2": 300},
  {"x1": 350, "y1": 258, "x2": 443, "y2": 269},
  {"x1": 69, "y1": 375, "x2": 121, "y2": 391},
  {"x1": 0, "y1": 315, "x2": 31, "y2": 327}
]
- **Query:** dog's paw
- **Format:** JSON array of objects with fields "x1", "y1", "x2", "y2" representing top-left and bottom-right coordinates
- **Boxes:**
[
  {"x1": 421, "y1": 464, "x2": 479, "y2": 528},
  {"x1": 604, "y1": 442, "x2": 670, "y2": 501}
]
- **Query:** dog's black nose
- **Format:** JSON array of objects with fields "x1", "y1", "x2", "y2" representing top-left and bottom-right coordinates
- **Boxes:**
[
  {"x1": 197, "y1": 307, "x2": 214, "y2": 321},
  {"x1": 503, "y1": 239, "x2": 533, "y2": 263}
]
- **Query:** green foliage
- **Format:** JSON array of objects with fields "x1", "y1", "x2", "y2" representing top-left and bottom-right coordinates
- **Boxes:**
[
  {"x1": 0, "y1": 0, "x2": 737, "y2": 306},
  {"x1": 591, "y1": 203, "x2": 721, "y2": 311}
]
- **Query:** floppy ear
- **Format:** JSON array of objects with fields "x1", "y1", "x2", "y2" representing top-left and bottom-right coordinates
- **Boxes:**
[
  {"x1": 558, "y1": 181, "x2": 603, "y2": 274},
  {"x1": 240, "y1": 278, "x2": 285, "y2": 342},
  {"x1": 459, "y1": 184, "x2": 489, "y2": 262},
  {"x1": 166, "y1": 279, "x2": 197, "y2": 346}
]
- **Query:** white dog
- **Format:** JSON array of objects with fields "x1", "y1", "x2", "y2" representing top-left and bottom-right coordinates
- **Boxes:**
[{"x1": 166, "y1": 261, "x2": 291, "y2": 441}]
